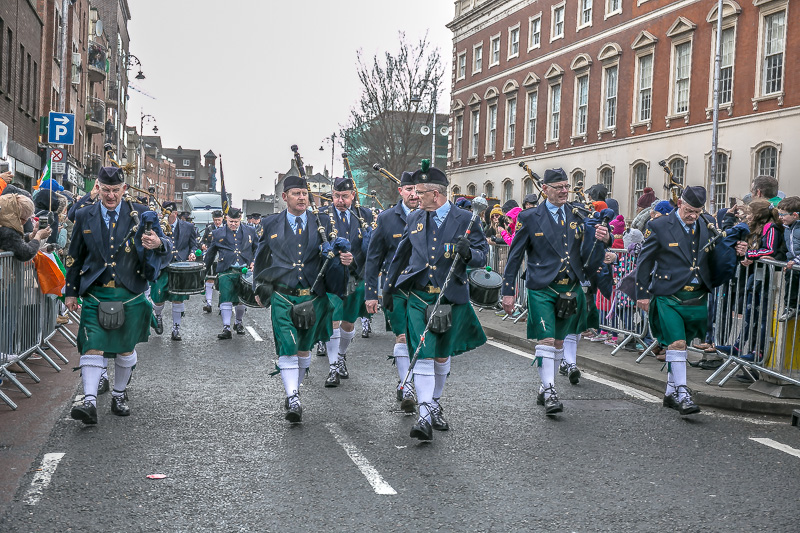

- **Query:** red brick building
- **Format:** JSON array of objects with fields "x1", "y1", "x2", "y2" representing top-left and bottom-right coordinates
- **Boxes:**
[{"x1": 447, "y1": 0, "x2": 798, "y2": 216}]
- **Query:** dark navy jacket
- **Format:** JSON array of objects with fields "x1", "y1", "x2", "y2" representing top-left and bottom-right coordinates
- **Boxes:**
[
  {"x1": 502, "y1": 202, "x2": 608, "y2": 295},
  {"x1": 65, "y1": 199, "x2": 172, "y2": 297},
  {"x1": 384, "y1": 203, "x2": 488, "y2": 305},
  {"x1": 169, "y1": 219, "x2": 200, "y2": 262},
  {"x1": 253, "y1": 210, "x2": 345, "y2": 296},
  {"x1": 364, "y1": 201, "x2": 410, "y2": 301},
  {"x1": 201, "y1": 221, "x2": 223, "y2": 247},
  {"x1": 67, "y1": 192, "x2": 96, "y2": 223},
  {"x1": 321, "y1": 205, "x2": 373, "y2": 280},
  {"x1": 635, "y1": 210, "x2": 715, "y2": 299},
  {"x1": 204, "y1": 224, "x2": 258, "y2": 273}
]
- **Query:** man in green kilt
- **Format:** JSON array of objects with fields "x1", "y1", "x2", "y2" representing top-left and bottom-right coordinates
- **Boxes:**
[
  {"x1": 149, "y1": 201, "x2": 200, "y2": 341},
  {"x1": 384, "y1": 161, "x2": 488, "y2": 441},
  {"x1": 636, "y1": 186, "x2": 718, "y2": 416},
  {"x1": 319, "y1": 177, "x2": 373, "y2": 387},
  {"x1": 502, "y1": 168, "x2": 611, "y2": 416},
  {"x1": 204, "y1": 207, "x2": 258, "y2": 339},
  {"x1": 252, "y1": 175, "x2": 346, "y2": 423},
  {"x1": 200, "y1": 210, "x2": 224, "y2": 313},
  {"x1": 65, "y1": 167, "x2": 172, "y2": 425},
  {"x1": 365, "y1": 171, "x2": 419, "y2": 411}
]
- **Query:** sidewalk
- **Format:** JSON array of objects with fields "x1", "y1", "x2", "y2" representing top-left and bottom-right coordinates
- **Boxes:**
[{"x1": 477, "y1": 309, "x2": 800, "y2": 417}]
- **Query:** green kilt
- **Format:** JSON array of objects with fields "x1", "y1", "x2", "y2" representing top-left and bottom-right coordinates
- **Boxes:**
[
  {"x1": 329, "y1": 280, "x2": 368, "y2": 323},
  {"x1": 586, "y1": 288, "x2": 600, "y2": 330},
  {"x1": 217, "y1": 268, "x2": 242, "y2": 304},
  {"x1": 405, "y1": 290, "x2": 486, "y2": 359},
  {"x1": 649, "y1": 290, "x2": 708, "y2": 346},
  {"x1": 78, "y1": 286, "x2": 154, "y2": 357},
  {"x1": 384, "y1": 290, "x2": 409, "y2": 336},
  {"x1": 526, "y1": 284, "x2": 587, "y2": 341},
  {"x1": 271, "y1": 291, "x2": 333, "y2": 356},
  {"x1": 149, "y1": 270, "x2": 190, "y2": 304}
]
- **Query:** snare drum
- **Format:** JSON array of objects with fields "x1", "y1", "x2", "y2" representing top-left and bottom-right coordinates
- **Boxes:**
[
  {"x1": 167, "y1": 262, "x2": 206, "y2": 295},
  {"x1": 468, "y1": 269, "x2": 503, "y2": 308},
  {"x1": 238, "y1": 271, "x2": 261, "y2": 308}
]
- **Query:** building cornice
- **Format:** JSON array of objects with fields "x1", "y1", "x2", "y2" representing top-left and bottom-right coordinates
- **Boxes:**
[{"x1": 448, "y1": 0, "x2": 537, "y2": 41}]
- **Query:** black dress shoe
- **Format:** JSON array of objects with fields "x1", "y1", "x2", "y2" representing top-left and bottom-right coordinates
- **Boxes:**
[
  {"x1": 324, "y1": 367, "x2": 340, "y2": 387},
  {"x1": 663, "y1": 392, "x2": 680, "y2": 410},
  {"x1": 70, "y1": 400, "x2": 98, "y2": 425},
  {"x1": 110, "y1": 393, "x2": 131, "y2": 416},
  {"x1": 234, "y1": 322, "x2": 245, "y2": 335},
  {"x1": 285, "y1": 394, "x2": 302, "y2": 423},
  {"x1": 203, "y1": 303, "x2": 212, "y2": 313},
  {"x1": 543, "y1": 386, "x2": 563, "y2": 415},
  {"x1": 171, "y1": 327, "x2": 182, "y2": 341},
  {"x1": 154, "y1": 315, "x2": 164, "y2": 335},
  {"x1": 430, "y1": 401, "x2": 449, "y2": 431},
  {"x1": 97, "y1": 375, "x2": 110, "y2": 395},
  {"x1": 337, "y1": 356, "x2": 349, "y2": 378},
  {"x1": 218, "y1": 327, "x2": 232, "y2": 340},
  {"x1": 362, "y1": 325, "x2": 370, "y2": 338},
  {"x1": 567, "y1": 365, "x2": 581, "y2": 385},
  {"x1": 676, "y1": 386, "x2": 701, "y2": 415},
  {"x1": 316, "y1": 341, "x2": 327, "y2": 356},
  {"x1": 536, "y1": 390, "x2": 545, "y2": 406},
  {"x1": 409, "y1": 418, "x2": 433, "y2": 441},
  {"x1": 697, "y1": 359, "x2": 723, "y2": 370}
]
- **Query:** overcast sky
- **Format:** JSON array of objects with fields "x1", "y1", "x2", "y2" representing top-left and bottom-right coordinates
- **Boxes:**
[{"x1": 127, "y1": 0, "x2": 454, "y2": 206}]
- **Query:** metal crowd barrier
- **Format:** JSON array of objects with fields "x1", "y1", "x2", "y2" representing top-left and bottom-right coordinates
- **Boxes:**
[
  {"x1": 707, "y1": 257, "x2": 800, "y2": 389},
  {"x1": 0, "y1": 251, "x2": 75, "y2": 410}
]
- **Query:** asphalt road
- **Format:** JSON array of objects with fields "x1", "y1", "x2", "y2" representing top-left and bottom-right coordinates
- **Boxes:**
[{"x1": 2, "y1": 299, "x2": 799, "y2": 532}]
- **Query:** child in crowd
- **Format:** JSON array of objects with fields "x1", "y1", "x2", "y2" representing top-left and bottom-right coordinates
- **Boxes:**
[{"x1": 778, "y1": 196, "x2": 800, "y2": 321}]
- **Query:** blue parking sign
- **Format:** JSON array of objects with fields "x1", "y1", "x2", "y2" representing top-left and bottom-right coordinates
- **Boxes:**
[{"x1": 48, "y1": 112, "x2": 75, "y2": 145}]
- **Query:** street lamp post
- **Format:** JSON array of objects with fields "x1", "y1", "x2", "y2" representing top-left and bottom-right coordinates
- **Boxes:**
[
  {"x1": 125, "y1": 54, "x2": 146, "y2": 80},
  {"x1": 137, "y1": 112, "x2": 157, "y2": 188},
  {"x1": 320, "y1": 132, "x2": 336, "y2": 190},
  {"x1": 411, "y1": 86, "x2": 439, "y2": 166}
]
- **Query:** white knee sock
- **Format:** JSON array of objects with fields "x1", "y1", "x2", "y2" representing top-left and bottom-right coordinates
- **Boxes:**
[
  {"x1": 394, "y1": 343, "x2": 410, "y2": 387},
  {"x1": 153, "y1": 303, "x2": 165, "y2": 317},
  {"x1": 563, "y1": 334, "x2": 579, "y2": 366},
  {"x1": 666, "y1": 350, "x2": 688, "y2": 399},
  {"x1": 278, "y1": 355, "x2": 299, "y2": 397},
  {"x1": 101, "y1": 358, "x2": 108, "y2": 380},
  {"x1": 666, "y1": 371, "x2": 676, "y2": 396},
  {"x1": 235, "y1": 304, "x2": 245, "y2": 323},
  {"x1": 433, "y1": 358, "x2": 451, "y2": 401},
  {"x1": 326, "y1": 329, "x2": 341, "y2": 367},
  {"x1": 535, "y1": 345, "x2": 557, "y2": 398},
  {"x1": 79, "y1": 354, "x2": 105, "y2": 405},
  {"x1": 113, "y1": 351, "x2": 137, "y2": 397},
  {"x1": 220, "y1": 302, "x2": 233, "y2": 327},
  {"x1": 172, "y1": 303, "x2": 185, "y2": 327},
  {"x1": 205, "y1": 282, "x2": 213, "y2": 304},
  {"x1": 297, "y1": 355, "x2": 311, "y2": 389},
  {"x1": 413, "y1": 359, "x2": 435, "y2": 423},
  {"x1": 339, "y1": 327, "x2": 356, "y2": 354},
  {"x1": 554, "y1": 347, "x2": 565, "y2": 368}
]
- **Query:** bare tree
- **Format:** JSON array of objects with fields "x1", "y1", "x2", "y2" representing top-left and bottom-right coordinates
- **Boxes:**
[{"x1": 341, "y1": 32, "x2": 445, "y2": 207}]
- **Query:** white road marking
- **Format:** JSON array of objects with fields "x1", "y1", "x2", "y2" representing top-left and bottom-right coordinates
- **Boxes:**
[
  {"x1": 750, "y1": 438, "x2": 800, "y2": 459},
  {"x1": 325, "y1": 423, "x2": 397, "y2": 495},
  {"x1": 246, "y1": 326, "x2": 263, "y2": 342},
  {"x1": 24, "y1": 453, "x2": 65, "y2": 505}
]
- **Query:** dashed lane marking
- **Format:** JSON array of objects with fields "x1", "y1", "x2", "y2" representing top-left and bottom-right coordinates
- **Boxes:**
[
  {"x1": 246, "y1": 326, "x2": 263, "y2": 342},
  {"x1": 750, "y1": 438, "x2": 800, "y2": 459},
  {"x1": 325, "y1": 423, "x2": 397, "y2": 495},
  {"x1": 24, "y1": 453, "x2": 65, "y2": 505}
]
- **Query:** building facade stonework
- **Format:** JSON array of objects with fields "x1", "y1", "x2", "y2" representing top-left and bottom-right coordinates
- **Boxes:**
[{"x1": 447, "y1": 0, "x2": 798, "y2": 217}]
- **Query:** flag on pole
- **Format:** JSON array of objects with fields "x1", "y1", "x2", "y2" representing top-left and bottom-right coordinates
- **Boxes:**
[
  {"x1": 219, "y1": 155, "x2": 229, "y2": 215},
  {"x1": 33, "y1": 158, "x2": 51, "y2": 190}
]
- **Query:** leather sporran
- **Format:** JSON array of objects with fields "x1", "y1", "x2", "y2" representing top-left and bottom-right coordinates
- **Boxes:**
[
  {"x1": 426, "y1": 304, "x2": 452, "y2": 334},
  {"x1": 97, "y1": 301, "x2": 126, "y2": 330},
  {"x1": 345, "y1": 275, "x2": 358, "y2": 297},
  {"x1": 555, "y1": 292, "x2": 578, "y2": 319},
  {"x1": 290, "y1": 300, "x2": 316, "y2": 330}
]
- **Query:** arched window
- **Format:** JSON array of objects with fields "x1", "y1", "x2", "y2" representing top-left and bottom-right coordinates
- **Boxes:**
[
  {"x1": 523, "y1": 178, "x2": 534, "y2": 196},
  {"x1": 485, "y1": 181, "x2": 494, "y2": 198},
  {"x1": 712, "y1": 152, "x2": 728, "y2": 207},
  {"x1": 467, "y1": 183, "x2": 477, "y2": 196},
  {"x1": 757, "y1": 145, "x2": 778, "y2": 178},
  {"x1": 633, "y1": 163, "x2": 648, "y2": 204},
  {"x1": 503, "y1": 180, "x2": 513, "y2": 203},
  {"x1": 600, "y1": 166, "x2": 613, "y2": 196},
  {"x1": 669, "y1": 158, "x2": 685, "y2": 186},
  {"x1": 572, "y1": 170, "x2": 584, "y2": 187},
  {"x1": 452, "y1": 185, "x2": 461, "y2": 198}
]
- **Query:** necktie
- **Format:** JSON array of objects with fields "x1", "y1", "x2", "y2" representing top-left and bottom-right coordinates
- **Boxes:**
[
  {"x1": 295, "y1": 216, "x2": 303, "y2": 235},
  {"x1": 557, "y1": 208, "x2": 564, "y2": 226},
  {"x1": 340, "y1": 210, "x2": 347, "y2": 226},
  {"x1": 108, "y1": 210, "x2": 116, "y2": 229}
]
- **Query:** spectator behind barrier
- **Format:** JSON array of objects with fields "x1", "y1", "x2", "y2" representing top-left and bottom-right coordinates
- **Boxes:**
[
  {"x1": 497, "y1": 206, "x2": 522, "y2": 245},
  {"x1": 777, "y1": 196, "x2": 800, "y2": 322},
  {"x1": 485, "y1": 205, "x2": 506, "y2": 245},
  {"x1": 751, "y1": 175, "x2": 780, "y2": 207},
  {"x1": 0, "y1": 194, "x2": 52, "y2": 262},
  {"x1": 609, "y1": 215, "x2": 626, "y2": 248},
  {"x1": 523, "y1": 193, "x2": 539, "y2": 210},
  {"x1": 586, "y1": 183, "x2": 620, "y2": 219}
]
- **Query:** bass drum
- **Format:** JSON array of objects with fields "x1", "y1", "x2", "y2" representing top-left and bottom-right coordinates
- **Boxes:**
[
  {"x1": 468, "y1": 269, "x2": 502, "y2": 308},
  {"x1": 238, "y1": 271, "x2": 270, "y2": 309},
  {"x1": 167, "y1": 261, "x2": 205, "y2": 295}
]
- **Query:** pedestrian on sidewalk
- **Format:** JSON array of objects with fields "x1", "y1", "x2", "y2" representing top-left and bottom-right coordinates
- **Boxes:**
[
  {"x1": 501, "y1": 168, "x2": 612, "y2": 416},
  {"x1": 383, "y1": 161, "x2": 489, "y2": 441},
  {"x1": 364, "y1": 171, "x2": 419, "y2": 412},
  {"x1": 66, "y1": 166, "x2": 172, "y2": 425}
]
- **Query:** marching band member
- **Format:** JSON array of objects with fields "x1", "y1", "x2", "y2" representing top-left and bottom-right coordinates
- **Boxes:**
[
  {"x1": 204, "y1": 207, "x2": 258, "y2": 339},
  {"x1": 384, "y1": 162, "x2": 488, "y2": 441},
  {"x1": 200, "y1": 210, "x2": 224, "y2": 313},
  {"x1": 150, "y1": 202, "x2": 200, "y2": 341},
  {"x1": 502, "y1": 168, "x2": 611, "y2": 416},
  {"x1": 364, "y1": 171, "x2": 419, "y2": 410},
  {"x1": 65, "y1": 167, "x2": 172, "y2": 425}
]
